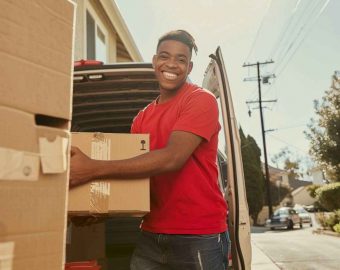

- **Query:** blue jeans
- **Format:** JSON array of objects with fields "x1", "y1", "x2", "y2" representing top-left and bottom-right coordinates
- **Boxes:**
[{"x1": 130, "y1": 231, "x2": 229, "y2": 270}]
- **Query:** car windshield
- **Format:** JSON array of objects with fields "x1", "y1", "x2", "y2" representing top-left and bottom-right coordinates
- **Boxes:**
[
  {"x1": 294, "y1": 208, "x2": 307, "y2": 214},
  {"x1": 274, "y1": 209, "x2": 289, "y2": 216}
]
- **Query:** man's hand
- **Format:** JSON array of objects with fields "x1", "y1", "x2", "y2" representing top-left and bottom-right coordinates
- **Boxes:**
[{"x1": 69, "y1": 146, "x2": 96, "y2": 188}]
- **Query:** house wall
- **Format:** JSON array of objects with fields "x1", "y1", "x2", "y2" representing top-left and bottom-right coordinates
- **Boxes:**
[
  {"x1": 292, "y1": 187, "x2": 316, "y2": 206},
  {"x1": 311, "y1": 170, "x2": 325, "y2": 185},
  {"x1": 73, "y1": 0, "x2": 142, "y2": 63}
]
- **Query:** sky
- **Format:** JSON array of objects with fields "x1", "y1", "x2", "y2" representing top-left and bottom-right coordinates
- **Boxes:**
[{"x1": 115, "y1": 0, "x2": 339, "y2": 172}]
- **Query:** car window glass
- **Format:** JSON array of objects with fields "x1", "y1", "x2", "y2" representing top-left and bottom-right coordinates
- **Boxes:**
[
  {"x1": 216, "y1": 98, "x2": 228, "y2": 193},
  {"x1": 217, "y1": 98, "x2": 227, "y2": 159}
]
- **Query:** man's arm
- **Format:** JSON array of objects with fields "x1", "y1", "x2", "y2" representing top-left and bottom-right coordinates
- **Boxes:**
[{"x1": 69, "y1": 130, "x2": 202, "y2": 188}]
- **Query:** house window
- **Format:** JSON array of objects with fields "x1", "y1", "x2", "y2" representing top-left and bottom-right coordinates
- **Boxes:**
[{"x1": 86, "y1": 10, "x2": 107, "y2": 63}]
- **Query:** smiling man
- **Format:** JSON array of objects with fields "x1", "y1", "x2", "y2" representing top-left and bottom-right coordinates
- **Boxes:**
[{"x1": 70, "y1": 30, "x2": 228, "y2": 269}]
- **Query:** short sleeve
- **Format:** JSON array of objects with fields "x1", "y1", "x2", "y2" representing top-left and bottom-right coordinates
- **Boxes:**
[
  {"x1": 130, "y1": 110, "x2": 143, "y2": 134},
  {"x1": 172, "y1": 91, "x2": 219, "y2": 141}
]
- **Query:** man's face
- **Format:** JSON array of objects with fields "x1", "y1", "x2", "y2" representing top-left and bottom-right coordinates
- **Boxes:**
[{"x1": 153, "y1": 40, "x2": 193, "y2": 92}]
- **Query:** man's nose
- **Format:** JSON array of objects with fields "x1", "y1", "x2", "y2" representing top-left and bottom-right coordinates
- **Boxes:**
[{"x1": 165, "y1": 57, "x2": 178, "y2": 68}]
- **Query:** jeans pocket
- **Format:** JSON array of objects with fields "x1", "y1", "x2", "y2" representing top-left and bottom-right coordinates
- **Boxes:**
[{"x1": 175, "y1": 233, "x2": 219, "y2": 240}]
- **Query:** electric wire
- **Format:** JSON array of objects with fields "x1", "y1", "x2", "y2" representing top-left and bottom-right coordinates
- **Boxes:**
[{"x1": 245, "y1": 0, "x2": 273, "y2": 63}]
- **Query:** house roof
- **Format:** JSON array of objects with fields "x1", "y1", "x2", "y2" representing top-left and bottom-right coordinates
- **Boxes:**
[
  {"x1": 289, "y1": 178, "x2": 311, "y2": 190},
  {"x1": 100, "y1": 0, "x2": 143, "y2": 62}
]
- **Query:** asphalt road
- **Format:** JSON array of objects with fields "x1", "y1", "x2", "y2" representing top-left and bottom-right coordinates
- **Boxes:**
[{"x1": 251, "y1": 221, "x2": 340, "y2": 270}]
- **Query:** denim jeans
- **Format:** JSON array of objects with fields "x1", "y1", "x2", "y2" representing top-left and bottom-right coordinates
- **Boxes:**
[{"x1": 130, "y1": 231, "x2": 229, "y2": 270}]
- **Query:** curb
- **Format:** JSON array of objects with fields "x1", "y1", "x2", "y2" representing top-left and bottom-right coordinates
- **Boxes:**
[{"x1": 313, "y1": 228, "x2": 340, "y2": 237}]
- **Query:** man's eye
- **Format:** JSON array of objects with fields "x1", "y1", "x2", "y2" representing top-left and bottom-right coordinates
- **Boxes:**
[{"x1": 158, "y1": 55, "x2": 168, "y2": 60}]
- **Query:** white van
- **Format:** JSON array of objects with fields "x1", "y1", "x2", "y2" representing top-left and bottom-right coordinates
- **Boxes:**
[{"x1": 70, "y1": 47, "x2": 251, "y2": 269}]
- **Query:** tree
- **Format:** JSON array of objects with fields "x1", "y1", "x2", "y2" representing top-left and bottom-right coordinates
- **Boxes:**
[
  {"x1": 239, "y1": 128, "x2": 265, "y2": 224},
  {"x1": 269, "y1": 181, "x2": 290, "y2": 206},
  {"x1": 305, "y1": 72, "x2": 340, "y2": 182},
  {"x1": 271, "y1": 147, "x2": 303, "y2": 180}
]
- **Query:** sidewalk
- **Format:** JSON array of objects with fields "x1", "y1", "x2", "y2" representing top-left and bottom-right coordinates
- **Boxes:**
[{"x1": 251, "y1": 240, "x2": 281, "y2": 270}]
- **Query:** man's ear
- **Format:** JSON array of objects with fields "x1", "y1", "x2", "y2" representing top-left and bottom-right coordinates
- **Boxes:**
[
  {"x1": 152, "y1": 55, "x2": 156, "y2": 68},
  {"x1": 188, "y1": 61, "x2": 193, "y2": 74}
]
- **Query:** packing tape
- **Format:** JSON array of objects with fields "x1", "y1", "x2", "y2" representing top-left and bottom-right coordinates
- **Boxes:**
[
  {"x1": 0, "y1": 147, "x2": 39, "y2": 181},
  {"x1": 0, "y1": 135, "x2": 68, "y2": 181},
  {"x1": 89, "y1": 133, "x2": 110, "y2": 214},
  {"x1": 0, "y1": 242, "x2": 14, "y2": 270}
]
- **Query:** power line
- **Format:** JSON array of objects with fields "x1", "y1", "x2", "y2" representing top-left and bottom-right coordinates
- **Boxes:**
[
  {"x1": 254, "y1": 0, "x2": 330, "y2": 99},
  {"x1": 268, "y1": 0, "x2": 306, "y2": 60},
  {"x1": 268, "y1": 134, "x2": 309, "y2": 154},
  {"x1": 271, "y1": 0, "x2": 330, "y2": 79},
  {"x1": 273, "y1": 124, "x2": 307, "y2": 131},
  {"x1": 245, "y1": 0, "x2": 273, "y2": 62},
  {"x1": 270, "y1": 0, "x2": 319, "y2": 66}
]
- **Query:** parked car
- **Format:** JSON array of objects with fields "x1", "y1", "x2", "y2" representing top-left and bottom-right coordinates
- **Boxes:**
[
  {"x1": 70, "y1": 47, "x2": 252, "y2": 269},
  {"x1": 266, "y1": 207, "x2": 302, "y2": 230},
  {"x1": 294, "y1": 207, "x2": 313, "y2": 227}
]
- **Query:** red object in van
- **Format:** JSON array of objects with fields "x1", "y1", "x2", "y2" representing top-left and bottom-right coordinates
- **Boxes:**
[
  {"x1": 74, "y1": 59, "x2": 103, "y2": 67},
  {"x1": 65, "y1": 260, "x2": 101, "y2": 270}
]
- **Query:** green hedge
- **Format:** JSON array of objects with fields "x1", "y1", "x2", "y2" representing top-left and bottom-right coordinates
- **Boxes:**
[{"x1": 315, "y1": 182, "x2": 340, "y2": 211}]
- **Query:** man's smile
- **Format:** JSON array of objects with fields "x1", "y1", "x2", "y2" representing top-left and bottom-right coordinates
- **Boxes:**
[{"x1": 162, "y1": 71, "x2": 178, "y2": 81}]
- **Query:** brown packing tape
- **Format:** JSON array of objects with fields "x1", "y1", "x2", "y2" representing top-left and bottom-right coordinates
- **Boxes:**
[
  {"x1": 89, "y1": 181, "x2": 110, "y2": 214},
  {"x1": 89, "y1": 133, "x2": 110, "y2": 214}
]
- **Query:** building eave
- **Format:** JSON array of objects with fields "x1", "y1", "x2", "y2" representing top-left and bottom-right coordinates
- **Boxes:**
[{"x1": 100, "y1": 0, "x2": 143, "y2": 62}]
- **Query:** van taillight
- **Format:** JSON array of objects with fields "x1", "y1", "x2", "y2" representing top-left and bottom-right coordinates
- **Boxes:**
[{"x1": 74, "y1": 59, "x2": 103, "y2": 67}]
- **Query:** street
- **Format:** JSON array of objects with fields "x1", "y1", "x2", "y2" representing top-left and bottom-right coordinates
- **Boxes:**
[{"x1": 251, "y1": 217, "x2": 340, "y2": 270}]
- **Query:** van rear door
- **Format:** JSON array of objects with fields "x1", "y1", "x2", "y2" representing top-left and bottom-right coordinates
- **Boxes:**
[{"x1": 203, "y1": 47, "x2": 252, "y2": 270}]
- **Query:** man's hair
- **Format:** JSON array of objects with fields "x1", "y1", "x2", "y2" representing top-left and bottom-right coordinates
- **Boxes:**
[{"x1": 157, "y1": 30, "x2": 198, "y2": 55}]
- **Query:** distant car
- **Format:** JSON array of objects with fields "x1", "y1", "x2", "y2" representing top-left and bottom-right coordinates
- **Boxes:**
[
  {"x1": 294, "y1": 207, "x2": 313, "y2": 227},
  {"x1": 303, "y1": 204, "x2": 316, "y2": 212},
  {"x1": 266, "y1": 207, "x2": 302, "y2": 230}
]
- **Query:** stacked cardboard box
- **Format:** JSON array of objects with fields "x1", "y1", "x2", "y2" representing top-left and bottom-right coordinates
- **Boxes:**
[
  {"x1": 66, "y1": 133, "x2": 150, "y2": 268},
  {"x1": 68, "y1": 132, "x2": 150, "y2": 217},
  {"x1": 0, "y1": 1, "x2": 75, "y2": 269}
]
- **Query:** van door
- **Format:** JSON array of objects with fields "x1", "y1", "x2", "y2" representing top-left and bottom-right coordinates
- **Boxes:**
[{"x1": 202, "y1": 47, "x2": 252, "y2": 270}]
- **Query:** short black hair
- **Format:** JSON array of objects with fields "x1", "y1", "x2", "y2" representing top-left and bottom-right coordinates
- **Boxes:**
[{"x1": 157, "y1": 30, "x2": 198, "y2": 55}]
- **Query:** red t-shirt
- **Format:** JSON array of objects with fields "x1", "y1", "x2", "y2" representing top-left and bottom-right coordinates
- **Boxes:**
[{"x1": 131, "y1": 82, "x2": 227, "y2": 234}]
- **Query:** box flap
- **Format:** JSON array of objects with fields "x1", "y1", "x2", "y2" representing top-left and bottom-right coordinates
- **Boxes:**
[{"x1": 39, "y1": 136, "x2": 69, "y2": 173}]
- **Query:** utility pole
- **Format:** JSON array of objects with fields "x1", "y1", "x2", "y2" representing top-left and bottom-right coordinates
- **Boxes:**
[{"x1": 243, "y1": 60, "x2": 275, "y2": 218}]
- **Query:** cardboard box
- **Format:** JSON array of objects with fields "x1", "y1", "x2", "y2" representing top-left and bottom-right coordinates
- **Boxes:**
[
  {"x1": 68, "y1": 132, "x2": 150, "y2": 216},
  {"x1": 0, "y1": 1, "x2": 75, "y2": 269},
  {"x1": 0, "y1": 106, "x2": 71, "y2": 270},
  {"x1": 66, "y1": 222, "x2": 105, "y2": 263},
  {"x1": 0, "y1": 0, "x2": 75, "y2": 120}
]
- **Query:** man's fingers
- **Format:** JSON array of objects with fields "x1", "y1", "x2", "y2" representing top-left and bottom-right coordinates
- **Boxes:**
[{"x1": 70, "y1": 146, "x2": 79, "y2": 156}]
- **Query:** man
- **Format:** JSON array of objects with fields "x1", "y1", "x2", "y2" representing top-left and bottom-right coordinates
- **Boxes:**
[{"x1": 70, "y1": 30, "x2": 228, "y2": 270}]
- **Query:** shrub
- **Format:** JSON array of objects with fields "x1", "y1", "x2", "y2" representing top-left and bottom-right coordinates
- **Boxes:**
[
  {"x1": 315, "y1": 183, "x2": 340, "y2": 211},
  {"x1": 315, "y1": 212, "x2": 328, "y2": 228},
  {"x1": 307, "y1": 184, "x2": 321, "y2": 198},
  {"x1": 333, "y1": 223, "x2": 340, "y2": 234},
  {"x1": 316, "y1": 210, "x2": 340, "y2": 231}
]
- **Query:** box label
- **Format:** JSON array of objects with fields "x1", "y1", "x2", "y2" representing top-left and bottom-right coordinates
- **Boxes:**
[{"x1": 0, "y1": 242, "x2": 14, "y2": 270}]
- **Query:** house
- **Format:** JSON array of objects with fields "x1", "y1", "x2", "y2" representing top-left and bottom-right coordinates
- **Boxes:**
[
  {"x1": 308, "y1": 167, "x2": 328, "y2": 185},
  {"x1": 72, "y1": 0, "x2": 143, "y2": 63},
  {"x1": 291, "y1": 186, "x2": 316, "y2": 206},
  {"x1": 265, "y1": 164, "x2": 290, "y2": 188}
]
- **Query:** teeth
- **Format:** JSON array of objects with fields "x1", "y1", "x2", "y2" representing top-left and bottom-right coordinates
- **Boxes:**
[{"x1": 163, "y1": 71, "x2": 177, "y2": 80}]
